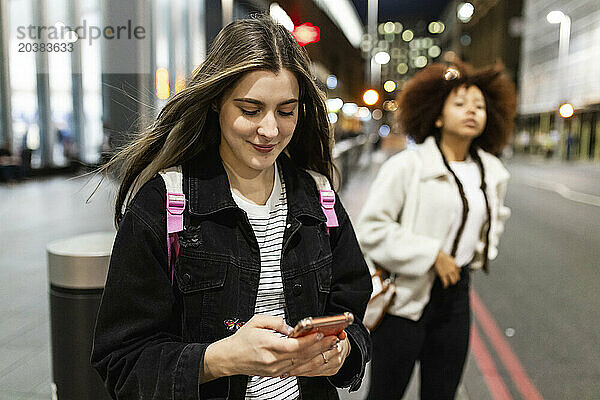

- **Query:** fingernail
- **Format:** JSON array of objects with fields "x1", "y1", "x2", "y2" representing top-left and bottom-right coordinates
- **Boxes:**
[{"x1": 316, "y1": 332, "x2": 324, "y2": 340}]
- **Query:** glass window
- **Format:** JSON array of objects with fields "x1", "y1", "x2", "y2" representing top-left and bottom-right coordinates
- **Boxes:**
[
  {"x1": 47, "y1": 0, "x2": 74, "y2": 167},
  {"x1": 80, "y1": 0, "x2": 103, "y2": 164},
  {"x1": 8, "y1": 0, "x2": 39, "y2": 166}
]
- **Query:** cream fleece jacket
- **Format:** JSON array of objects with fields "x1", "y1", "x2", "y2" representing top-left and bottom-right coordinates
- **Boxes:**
[{"x1": 357, "y1": 136, "x2": 510, "y2": 320}]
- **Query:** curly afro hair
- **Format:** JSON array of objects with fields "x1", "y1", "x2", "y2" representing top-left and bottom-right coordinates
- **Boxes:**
[{"x1": 397, "y1": 61, "x2": 517, "y2": 154}]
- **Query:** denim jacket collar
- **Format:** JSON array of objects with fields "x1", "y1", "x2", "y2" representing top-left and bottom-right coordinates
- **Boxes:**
[{"x1": 184, "y1": 146, "x2": 326, "y2": 222}]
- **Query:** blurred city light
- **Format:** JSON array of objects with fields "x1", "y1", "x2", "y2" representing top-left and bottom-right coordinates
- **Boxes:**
[
  {"x1": 358, "y1": 107, "x2": 371, "y2": 121},
  {"x1": 328, "y1": 112, "x2": 338, "y2": 124},
  {"x1": 374, "y1": 51, "x2": 391, "y2": 64},
  {"x1": 559, "y1": 103, "x2": 574, "y2": 118},
  {"x1": 383, "y1": 22, "x2": 395, "y2": 34},
  {"x1": 397, "y1": 63, "x2": 409, "y2": 74},
  {"x1": 444, "y1": 51, "x2": 458, "y2": 62},
  {"x1": 428, "y1": 45, "x2": 442, "y2": 58},
  {"x1": 457, "y1": 2, "x2": 475, "y2": 23},
  {"x1": 460, "y1": 33, "x2": 472, "y2": 46},
  {"x1": 363, "y1": 89, "x2": 379, "y2": 105},
  {"x1": 326, "y1": 98, "x2": 343, "y2": 112},
  {"x1": 394, "y1": 22, "x2": 403, "y2": 34},
  {"x1": 415, "y1": 56, "x2": 428, "y2": 68},
  {"x1": 156, "y1": 68, "x2": 170, "y2": 99},
  {"x1": 384, "y1": 80, "x2": 396, "y2": 92},
  {"x1": 372, "y1": 109, "x2": 383, "y2": 120},
  {"x1": 402, "y1": 29, "x2": 414, "y2": 42},
  {"x1": 292, "y1": 23, "x2": 320, "y2": 46},
  {"x1": 428, "y1": 21, "x2": 445, "y2": 34},
  {"x1": 546, "y1": 10, "x2": 565, "y2": 24},
  {"x1": 342, "y1": 102, "x2": 358, "y2": 116},
  {"x1": 269, "y1": 3, "x2": 294, "y2": 31},
  {"x1": 379, "y1": 124, "x2": 391, "y2": 137},
  {"x1": 326, "y1": 74, "x2": 338, "y2": 89}
]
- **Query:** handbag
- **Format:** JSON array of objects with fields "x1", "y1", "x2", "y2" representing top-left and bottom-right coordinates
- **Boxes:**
[{"x1": 363, "y1": 266, "x2": 396, "y2": 332}]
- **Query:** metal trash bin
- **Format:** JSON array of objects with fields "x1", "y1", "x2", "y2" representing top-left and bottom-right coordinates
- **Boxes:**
[{"x1": 47, "y1": 232, "x2": 115, "y2": 400}]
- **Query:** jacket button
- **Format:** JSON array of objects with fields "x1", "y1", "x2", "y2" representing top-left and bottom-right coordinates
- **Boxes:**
[
  {"x1": 182, "y1": 273, "x2": 192, "y2": 284},
  {"x1": 292, "y1": 283, "x2": 302, "y2": 296}
]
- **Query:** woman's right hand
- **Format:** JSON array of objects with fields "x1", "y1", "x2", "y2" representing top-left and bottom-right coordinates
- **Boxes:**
[
  {"x1": 433, "y1": 251, "x2": 461, "y2": 288},
  {"x1": 201, "y1": 315, "x2": 338, "y2": 382}
]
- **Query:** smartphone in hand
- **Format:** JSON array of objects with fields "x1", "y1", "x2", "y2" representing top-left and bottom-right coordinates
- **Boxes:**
[{"x1": 288, "y1": 312, "x2": 354, "y2": 338}]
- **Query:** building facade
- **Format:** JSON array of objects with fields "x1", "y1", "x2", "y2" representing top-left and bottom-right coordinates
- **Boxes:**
[{"x1": 519, "y1": 0, "x2": 600, "y2": 160}]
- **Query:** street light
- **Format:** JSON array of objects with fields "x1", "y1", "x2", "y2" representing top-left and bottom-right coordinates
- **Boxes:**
[
  {"x1": 546, "y1": 10, "x2": 571, "y2": 158},
  {"x1": 559, "y1": 103, "x2": 574, "y2": 118}
]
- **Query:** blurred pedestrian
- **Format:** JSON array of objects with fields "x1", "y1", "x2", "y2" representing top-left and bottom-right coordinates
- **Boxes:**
[
  {"x1": 91, "y1": 15, "x2": 371, "y2": 400},
  {"x1": 357, "y1": 61, "x2": 516, "y2": 399}
]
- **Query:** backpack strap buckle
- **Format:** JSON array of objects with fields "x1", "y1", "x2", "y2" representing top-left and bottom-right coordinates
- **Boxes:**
[
  {"x1": 166, "y1": 192, "x2": 185, "y2": 234},
  {"x1": 319, "y1": 189, "x2": 338, "y2": 229}
]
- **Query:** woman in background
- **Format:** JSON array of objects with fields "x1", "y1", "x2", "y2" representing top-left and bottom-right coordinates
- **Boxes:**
[{"x1": 357, "y1": 61, "x2": 516, "y2": 399}]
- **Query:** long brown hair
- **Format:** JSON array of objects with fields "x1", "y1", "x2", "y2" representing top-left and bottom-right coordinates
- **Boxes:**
[
  {"x1": 397, "y1": 61, "x2": 517, "y2": 154},
  {"x1": 102, "y1": 14, "x2": 334, "y2": 226}
]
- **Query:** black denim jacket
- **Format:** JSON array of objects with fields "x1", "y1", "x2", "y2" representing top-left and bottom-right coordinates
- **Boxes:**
[{"x1": 91, "y1": 150, "x2": 372, "y2": 399}]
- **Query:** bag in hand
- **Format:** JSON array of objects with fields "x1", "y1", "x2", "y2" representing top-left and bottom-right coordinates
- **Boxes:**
[{"x1": 363, "y1": 268, "x2": 396, "y2": 332}]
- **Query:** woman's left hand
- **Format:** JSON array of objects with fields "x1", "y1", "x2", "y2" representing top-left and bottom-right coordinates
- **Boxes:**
[{"x1": 284, "y1": 331, "x2": 351, "y2": 377}]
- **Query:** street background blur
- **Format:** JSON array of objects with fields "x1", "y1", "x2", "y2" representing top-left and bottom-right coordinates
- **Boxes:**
[{"x1": 1, "y1": 0, "x2": 599, "y2": 399}]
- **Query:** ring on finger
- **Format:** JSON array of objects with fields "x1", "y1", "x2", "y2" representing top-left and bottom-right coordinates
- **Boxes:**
[{"x1": 321, "y1": 352, "x2": 328, "y2": 364}]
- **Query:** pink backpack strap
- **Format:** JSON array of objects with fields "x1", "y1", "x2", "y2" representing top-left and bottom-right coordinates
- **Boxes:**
[
  {"x1": 158, "y1": 166, "x2": 185, "y2": 285},
  {"x1": 306, "y1": 170, "x2": 339, "y2": 233}
]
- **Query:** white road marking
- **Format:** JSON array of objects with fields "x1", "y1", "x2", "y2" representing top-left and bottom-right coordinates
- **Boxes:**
[{"x1": 515, "y1": 178, "x2": 600, "y2": 207}]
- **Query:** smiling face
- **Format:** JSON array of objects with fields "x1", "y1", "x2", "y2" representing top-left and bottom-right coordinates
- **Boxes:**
[
  {"x1": 436, "y1": 84, "x2": 487, "y2": 143},
  {"x1": 218, "y1": 69, "x2": 300, "y2": 177}
]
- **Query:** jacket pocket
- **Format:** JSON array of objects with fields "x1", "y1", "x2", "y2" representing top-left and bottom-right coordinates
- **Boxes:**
[
  {"x1": 175, "y1": 252, "x2": 230, "y2": 341},
  {"x1": 175, "y1": 253, "x2": 228, "y2": 292}
]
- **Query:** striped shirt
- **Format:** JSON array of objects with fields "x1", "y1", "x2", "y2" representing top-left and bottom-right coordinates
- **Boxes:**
[{"x1": 231, "y1": 162, "x2": 300, "y2": 400}]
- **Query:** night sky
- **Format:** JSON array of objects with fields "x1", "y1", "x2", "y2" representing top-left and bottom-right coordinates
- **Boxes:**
[{"x1": 350, "y1": 0, "x2": 452, "y2": 23}]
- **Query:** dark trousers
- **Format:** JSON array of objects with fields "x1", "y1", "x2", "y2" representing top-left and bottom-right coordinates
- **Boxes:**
[{"x1": 368, "y1": 267, "x2": 471, "y2": 400}]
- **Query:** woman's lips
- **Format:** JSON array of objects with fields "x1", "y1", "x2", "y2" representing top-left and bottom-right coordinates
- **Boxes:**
[
  {"x1": 250, "y1": 142, "x2": 276, "y2": 153},
  {"x1": 463, "y1": 119, "x2": 477, "y2": 128}
]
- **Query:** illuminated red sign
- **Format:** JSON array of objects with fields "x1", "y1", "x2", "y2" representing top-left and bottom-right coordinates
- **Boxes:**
[{"x1": 292, "y1": 22, "x2": 320, "y2": 46}]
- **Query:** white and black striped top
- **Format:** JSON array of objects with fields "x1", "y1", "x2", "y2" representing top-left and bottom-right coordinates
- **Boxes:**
[{"x1": 231, "y1": 162, "x2": 300, "y2": 400}]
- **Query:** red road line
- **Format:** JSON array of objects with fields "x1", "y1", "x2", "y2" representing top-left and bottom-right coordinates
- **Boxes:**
[
  {"x1": 470, "y1": 323, "x2": 514, "y2": 400},
  {"x1": 471, "y1": 289, "x2": 544, "y2": 400}
]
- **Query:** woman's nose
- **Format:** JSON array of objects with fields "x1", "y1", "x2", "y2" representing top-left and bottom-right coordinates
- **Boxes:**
[{"x1": 257, "y1": 112, "x2": 279, "y2": 138}]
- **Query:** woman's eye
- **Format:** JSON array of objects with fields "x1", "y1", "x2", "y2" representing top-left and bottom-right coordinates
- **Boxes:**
[
  {"x1": 278, "y1": 110, "x2": 294, "y2": 117},
  {"x1": 241, "y1": 109, "x2": 259, "y2": 116}
]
